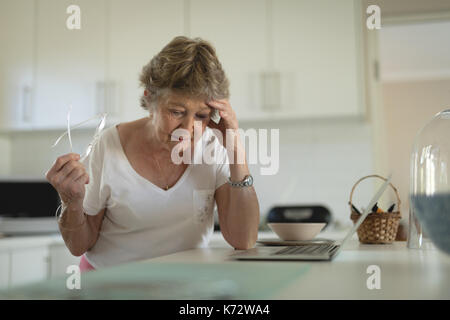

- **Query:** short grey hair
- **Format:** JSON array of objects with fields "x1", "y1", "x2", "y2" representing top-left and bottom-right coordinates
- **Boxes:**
[{"x1": 139, "y1": 36, "x2": 230, "y2": 114}]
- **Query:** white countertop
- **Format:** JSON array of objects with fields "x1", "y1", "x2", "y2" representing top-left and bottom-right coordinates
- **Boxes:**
[
  {"x1": 145, "y1": 229, "x2": 450, "y2": 299},
  {"x1": 0, "y1": 233, "x2": 65, "y2": 252},
  {"x1": 0, "y1": 227, "x2": 342, "y2": 251},
  {"x1": 2, "y1": 228, "x2": 450, "y2": 299}
]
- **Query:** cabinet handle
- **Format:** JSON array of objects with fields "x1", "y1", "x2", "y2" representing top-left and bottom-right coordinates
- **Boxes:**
[
  {"x1": 97, "y1": 81, "x2": 119, "y2": 117},
  {"x1": 96, "y1": 81, "x2": 105, "y2": 114},
  {"x1": 261, "y1": 71, "x2": 281, "y2": 111},
  {"x1": 22, "y1": 86, "x2": 33, "y2": 123},
  {"x1": 106, "y1": 81, "x2": 117, "y2": 116}
]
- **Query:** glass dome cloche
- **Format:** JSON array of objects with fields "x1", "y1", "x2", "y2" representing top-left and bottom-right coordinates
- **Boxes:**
[{"x1": 409, "y1": 109, "x2": 450, "y2": 254}]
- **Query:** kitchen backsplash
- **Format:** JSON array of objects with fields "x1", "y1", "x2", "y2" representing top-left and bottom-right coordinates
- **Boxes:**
[{"x1": 242, "y1": 118, "x2": 375, "y2": 227}]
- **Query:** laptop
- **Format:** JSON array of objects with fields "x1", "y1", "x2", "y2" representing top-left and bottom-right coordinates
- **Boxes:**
[{"x1": 230, "y1": 175, "x2": 392, "y2": 261}]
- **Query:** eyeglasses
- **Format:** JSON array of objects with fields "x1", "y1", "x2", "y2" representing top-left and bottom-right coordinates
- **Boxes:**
[{"x1": 51, "y1": 105, "x2": 107, "y2": 162}]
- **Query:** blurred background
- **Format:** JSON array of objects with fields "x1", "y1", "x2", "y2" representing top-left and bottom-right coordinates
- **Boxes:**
[{"x1": 0, "y1": 0, "x2": 450, "y2": 285}]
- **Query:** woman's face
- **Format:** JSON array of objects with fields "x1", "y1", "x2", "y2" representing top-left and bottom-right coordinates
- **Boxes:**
[{"x1": 150, "y1": 91, "x2": 212, "y2": 151}]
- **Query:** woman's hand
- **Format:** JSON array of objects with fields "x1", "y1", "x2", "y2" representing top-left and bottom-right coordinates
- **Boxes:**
[
  {"x1": 206, "y1": 99, "x2": 239, "y2": 147},
  {"x1": 45, "y1": 153, "x2": 89, "y2": 209}
]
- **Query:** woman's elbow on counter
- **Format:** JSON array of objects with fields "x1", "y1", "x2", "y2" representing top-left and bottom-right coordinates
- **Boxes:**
[
  {"x1": 69, "y1": 247, "x2": 87, "y2": 257},
  {"x1": 64, "y1": 240, "x2": 87, "y2": 257},
  {"x1": 227, "y1": 234, "x2": 258, "y2": 250},
  {"x1": 60, "y1": 233, "x2": 88, "y2": 257}
]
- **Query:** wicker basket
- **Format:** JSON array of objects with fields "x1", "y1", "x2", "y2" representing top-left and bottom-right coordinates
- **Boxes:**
[{"x1": 349, "y1": 175, "x2": 401, "y2": 244}]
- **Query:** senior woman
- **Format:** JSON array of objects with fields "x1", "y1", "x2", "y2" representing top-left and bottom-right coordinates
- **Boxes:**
[{"x1": 45, "y1": 36, "x2": 260, "y2": 272}]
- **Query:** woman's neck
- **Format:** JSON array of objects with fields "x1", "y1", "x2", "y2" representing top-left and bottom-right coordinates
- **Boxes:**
[{"x1": 140, "y1": 118, "x2": 171, "y2": 159}]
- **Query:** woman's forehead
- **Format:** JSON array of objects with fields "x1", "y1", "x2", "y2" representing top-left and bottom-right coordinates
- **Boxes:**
[{"x1": 165, "y1": 94, "x2": 210, "y2": 110}]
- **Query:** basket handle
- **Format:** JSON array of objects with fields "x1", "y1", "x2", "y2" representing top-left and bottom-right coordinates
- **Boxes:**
[{"x1": 348, "y1": 174, "x2": 401, "y2": 211}]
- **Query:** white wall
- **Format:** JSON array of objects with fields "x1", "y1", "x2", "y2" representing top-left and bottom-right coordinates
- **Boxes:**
[
  {"x1": 242, "y1": 119, "x2": 374, "y2": 226},
  {"x1": 7, "y1": 129, "x2": 96, "y2": 179},
  {"x1": 379, "y1": 21, "x2": 450, "y2": 81},
  {"x1": 378, "y1": 19, "x2": 450, "y2": 224},
  {"x1": 382, "y1": 79, "x2": 450, "y2": 224}
]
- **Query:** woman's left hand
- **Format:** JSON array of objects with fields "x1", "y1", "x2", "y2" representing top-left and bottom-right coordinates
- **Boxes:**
[{"x1": 206, "y1": 99, "x2": 239, "y2": 147}]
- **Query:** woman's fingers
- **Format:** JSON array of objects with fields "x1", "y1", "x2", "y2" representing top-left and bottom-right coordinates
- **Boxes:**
[
  {"x1": 75, "y1": 173, "x2": 90, "y2": 185},
  {"x1": 207, "y1": 119, "x2": 221, "y2": 129},
  {"x1": 59, "y1": 165, "x2": 84, "y2": 190},
  {"x1": 66, "y1": 167, "x2": 86, "y2": 182},
  {"x1": 45, "y1": 153, "x2": 88, "y2": 205},
  {"x1": 210, "y1": 98, "x2": 229, "y2": 105},
  {"x1": 54, "y1": 160, "x2": 84, "y2": 186},
  {"x1": 46, "y1": 153, "x2": 79, "y2": 180},
  {"x1": 208, "y1": 102, "x2": 231, "y2": 119},
  {"x1": 206, "y1": 100, "x2": 228, "y2": 110}
]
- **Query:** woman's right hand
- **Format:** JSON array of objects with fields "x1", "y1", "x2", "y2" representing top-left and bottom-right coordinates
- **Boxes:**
[{"x1": 45, "y1": 153, "x2": 90, "y2": 208}]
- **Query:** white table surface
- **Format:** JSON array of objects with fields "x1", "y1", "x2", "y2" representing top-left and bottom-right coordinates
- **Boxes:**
[
  {"x1": 143, "y1": 229, "x2": 450, "y2": 299},
  {"x1": 2, "y1": 229, "x2": 449, "y2": 299}
]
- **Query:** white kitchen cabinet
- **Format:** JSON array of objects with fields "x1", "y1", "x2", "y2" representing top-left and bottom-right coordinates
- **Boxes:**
[
  {"x1": 190, "y1": 0, "x2": 365, "y2": 120},
  {"x1": 32, "y1": 0, "x2": 108, "y2": 130},
  {"x1": 0, "y1": 236, "x2": 80, "y2": 290},
  {"x1": 0, "y1": 0, "x2": 35, "y2": 131},
  {"x1": 189, "y1": 0, "x2": 267, "y2": 120},
  {"x1": 107, "y1": 0, "x2": 185, "y2": 123},
  {"x1": 1, "y1": 0, "x2": 366, "y2": 132},
  {"x1": 0, "y1": 251, "x2": 10, "y2": 289},
  {"x1": 271, "y1": 0, "x2": 365, "y2": 118},
  {"x1": 48, "y1": 242, "x2": 80, "y2": 279},
  {"x1": 10, "y1": 246, "x2": 49, "y2": 288}
]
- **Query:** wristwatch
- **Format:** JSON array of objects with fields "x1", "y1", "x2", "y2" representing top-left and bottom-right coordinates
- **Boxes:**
[{"x1": 227, "y1": 174, "x2": 254, "y2": 188}]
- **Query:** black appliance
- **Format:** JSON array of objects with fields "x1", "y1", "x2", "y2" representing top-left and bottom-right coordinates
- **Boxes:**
[{"x1": 0, "y1": 180, "x2": 60, "y2": 235}]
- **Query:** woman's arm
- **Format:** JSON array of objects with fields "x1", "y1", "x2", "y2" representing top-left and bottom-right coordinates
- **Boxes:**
[
  {"x1": 207, "y1": 99, "x2": 260, "y2": 250},
  {"x1": 46, "y1": 153, "x2": 106, "y2": 256},
  {"x1": 214, "y1": 130, "x2": 260, "y2": 250},
  {"x1": 58, "y1": 202, "x2": 106, "y2": 256}
]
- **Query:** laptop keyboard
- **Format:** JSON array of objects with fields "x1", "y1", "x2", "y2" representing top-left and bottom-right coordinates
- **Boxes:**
[{"x1": 274, "y1": 243, "x2": 338, "y2": 256}]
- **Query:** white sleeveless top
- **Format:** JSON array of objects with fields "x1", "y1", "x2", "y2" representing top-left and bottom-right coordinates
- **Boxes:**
[{"x1": 81, "y1": 124, "x2": 230, "y2": 269}]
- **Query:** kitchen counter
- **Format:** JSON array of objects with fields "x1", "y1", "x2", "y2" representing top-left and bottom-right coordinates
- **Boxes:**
[
  {"x1": 144, "y1": 231, "x2": 450, "y2": 299},
  {"x1": 1, "y1": 228, "x2": 449, "y2": 299},
  {"x1": 0, "y1": 227, "x2": 361, "y2": 250},
  {"x1": 0, "y1": 234, "x2": 65, "y2": 252}
]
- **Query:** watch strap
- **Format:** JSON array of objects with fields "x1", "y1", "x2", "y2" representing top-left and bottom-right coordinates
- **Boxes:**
[{"x1": 227, "y1": 174, "x2": 253, "y2": 188}]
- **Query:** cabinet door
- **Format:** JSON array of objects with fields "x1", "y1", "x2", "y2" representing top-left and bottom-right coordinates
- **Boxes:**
[
  {"x1": 189, "y1": 0, "x2": 267, "y2": 120},
  {"x1": 272, "y1": 0, "x2": 364, "y2": 118},
  {"x1": 48, "y1": 243, "x2": 80, "y2": 279},
  {"x1": 33, "y1": 0, "x2": 107, "y2": 129},
  {"x1": 0, "y1": 0, "x2": 35, "y2": 131},
  {"x1": 0, "y1": 251, "x2": 10, "y2": 289},
  {"x1": 10, "y1": 246, "x2": 49, "y2": 288},
  {"x1": 108, "y1": 0, "x2": 184, "y2": 123}
]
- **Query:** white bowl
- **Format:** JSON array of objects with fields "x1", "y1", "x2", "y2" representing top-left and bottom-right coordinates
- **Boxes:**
[{"x1": 268, "y1": 223, "x2": 326, "y2": 241}]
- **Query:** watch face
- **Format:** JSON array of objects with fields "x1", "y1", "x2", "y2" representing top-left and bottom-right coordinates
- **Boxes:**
[{"x1": 247, "y1": 175, "x2": 253, "y2": 185}]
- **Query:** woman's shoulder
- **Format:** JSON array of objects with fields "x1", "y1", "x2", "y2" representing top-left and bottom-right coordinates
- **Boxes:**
[
  {"x1": 101, "y1": 118, "x2": 144, "y2": 147},
  {"x1": 114, "y1": 118, "x2": 147, "y2": 148}
]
